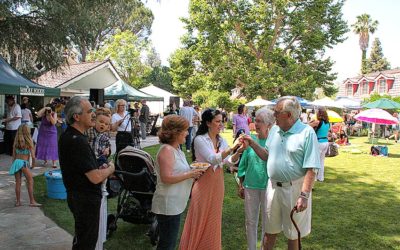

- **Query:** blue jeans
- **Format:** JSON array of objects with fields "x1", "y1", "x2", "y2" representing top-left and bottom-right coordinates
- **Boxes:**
[
  {"x1": 140, "y1": 121, "x2": 147, "y2": 140},
  {"x1": 185, "y1": 127, "x2": 193, "y2": 151},
  {"x1": 156, "y1": 213, "x2": 181, "y2": 250}
]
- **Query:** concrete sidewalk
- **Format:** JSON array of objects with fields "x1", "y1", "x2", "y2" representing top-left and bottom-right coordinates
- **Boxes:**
[
  {"x1": 0, "y1": 155, "x2": 73, "y2": 249},
  {"x1": 0, "y1": 135, "x2": 159, "y2": 249}
]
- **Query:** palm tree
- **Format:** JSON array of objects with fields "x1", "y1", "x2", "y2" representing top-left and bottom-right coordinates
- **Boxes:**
[{"x1": 351, "y1": 14, "x2": 378, "y2": 74}]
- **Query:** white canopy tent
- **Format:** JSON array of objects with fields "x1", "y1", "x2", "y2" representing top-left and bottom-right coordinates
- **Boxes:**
[
  {"x1": 140, "y1": 85, "x2": 183, "y2": 115},
  {"x1": 245, "y1": 97, "x2": 274, "y2": 107},
  {"x1": 334, "y1": 97, "x2": 361, "y2": 109},
  {"x1": 310, "y1": 97, "x2": 343, "y2": 109}
]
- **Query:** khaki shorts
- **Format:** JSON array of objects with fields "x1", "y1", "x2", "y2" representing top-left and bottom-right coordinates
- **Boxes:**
[{"x1": 265, "y1": 177, "x2": 312, "y2": 240}]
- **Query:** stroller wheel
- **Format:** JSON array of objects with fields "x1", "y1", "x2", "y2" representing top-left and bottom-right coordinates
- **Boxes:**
[
  {"x1": 148, "y1": 219, "x2": 159, "y2": 246},
  {"x1": 106, "y1": 214, "x2": 117, "y2": 238}
]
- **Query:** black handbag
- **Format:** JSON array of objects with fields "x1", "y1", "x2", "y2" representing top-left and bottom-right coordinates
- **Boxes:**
[
  {"x1": 115, "y1": 115, "x2": 134, "y2": 154},
  {"x1": 116, "y1": 131, "x2": 133, "y2": 154}
]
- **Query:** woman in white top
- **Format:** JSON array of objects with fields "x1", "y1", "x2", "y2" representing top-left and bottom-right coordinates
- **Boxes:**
[
  {"x1": 179, "y1": 109, "x2": 244, "y2": 250},
  {"x1": 111, "y1": 99, "x2": 132, "y2": 153},
  {"x1": 151, "y1": 115, "x2": 205, "y2": 250},
  {"x1": 111, "y1": 99, "x2": 131, "y2": 132}
]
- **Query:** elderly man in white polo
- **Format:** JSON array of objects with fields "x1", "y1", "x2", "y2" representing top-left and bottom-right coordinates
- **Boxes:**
[{"x1": 243, "y1": 96, "x2": 320, "y2": 250}]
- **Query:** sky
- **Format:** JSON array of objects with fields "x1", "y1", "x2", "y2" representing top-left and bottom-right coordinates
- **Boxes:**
[{"x1": 146, "y1": 0, "x2": 400, "y2": 84}]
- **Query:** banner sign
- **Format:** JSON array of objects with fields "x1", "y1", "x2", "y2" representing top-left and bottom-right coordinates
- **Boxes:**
[{"x1": 20, "y1": 86, "x2": 45, "y2": 96}]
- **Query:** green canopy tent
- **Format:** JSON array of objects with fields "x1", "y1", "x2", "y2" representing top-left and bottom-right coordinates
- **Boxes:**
[
  {"x1": 0, "y1": 56, "x2": 60, "y2": 97},
  {"x1": 363, "y1": 98, "x2": 400, "y2": 110},
  {"x1": 104, "y1": 80, "x2": 163, "y2": 101}
]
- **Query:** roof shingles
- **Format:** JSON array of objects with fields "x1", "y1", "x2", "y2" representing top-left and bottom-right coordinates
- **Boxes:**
[{"x1": 35, "y1": 61, "x2": 106, "y2": 88}]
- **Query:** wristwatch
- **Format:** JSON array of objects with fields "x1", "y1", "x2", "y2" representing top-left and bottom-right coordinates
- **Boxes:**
[{"x1": 300, "y1": 191, "x2": 310, "y2": 199}]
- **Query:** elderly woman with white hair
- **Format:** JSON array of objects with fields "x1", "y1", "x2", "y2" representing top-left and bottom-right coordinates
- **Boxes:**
[{"x1": 231, "y1": 108, "x2": 275, "y2": 250}]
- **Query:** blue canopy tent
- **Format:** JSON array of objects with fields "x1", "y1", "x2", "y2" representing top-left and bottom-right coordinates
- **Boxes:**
[{"x1": 0, "y1": 56, "x2": 60, "y2": 97}]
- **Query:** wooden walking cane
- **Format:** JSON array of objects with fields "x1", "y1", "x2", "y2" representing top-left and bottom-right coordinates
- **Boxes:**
[{"x1": 290, "y1": 206, "x2": 302, "y2": 250}]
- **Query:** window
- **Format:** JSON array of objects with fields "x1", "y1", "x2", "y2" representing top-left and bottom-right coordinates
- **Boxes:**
[
  {"x1": 346, "y1": 84, "x2": 352, "y2": 96},
  {"x1": 370, "y1": 82, "x2": 374, "y2": 93},
  {"x1": 362, "y1": 80, "x2": 368, "y2": 95},
  {"x1": 378, "y1": 79, "x2": 386, "y2": 93}
]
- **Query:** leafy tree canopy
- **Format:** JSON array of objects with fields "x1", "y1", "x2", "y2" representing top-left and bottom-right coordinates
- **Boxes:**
[
  {"x1": 0, "y1": 0, "x2": 153, "y2": 77},
  {"x1": 88, "y1": 30, "x2": 151, "y2": 89},
  {"x1": 145, "y1": 46, "x2": 162, "y2": 68},
  {"x1": 169, "y1": 0, "x2": 348, "y2": 100},
  {"x1": 363, "y1": 93, "x2": 390, "y2": 103},
  {"x1": 143, "y1": 66, "x2": 173, "y2": 92},
  {"x1": 365, "y1": 38, "x2": 390, "y2": 74},
  {"x1": 192, "y1": 89, "x2": 238, "y2": 111}
]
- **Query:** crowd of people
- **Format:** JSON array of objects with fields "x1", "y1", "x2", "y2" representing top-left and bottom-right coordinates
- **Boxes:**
[
  {"x1": 150, "y1": 96, "x2": 321, "y2": 250},
  {"x1": 1, "y1": 95, "x2": 155, "y2": 249},
  {"x1": 3, "y1": 93, "x2": 400, "y2": 250}
]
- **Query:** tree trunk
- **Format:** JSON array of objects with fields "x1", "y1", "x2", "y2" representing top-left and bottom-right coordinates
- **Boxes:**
[
  {"x1": 361, "y1": 49, "x2": 367, "y2": 74},
  {"x1": 362, "y1": 49, "x2": 367, "y2": 61},
  {"x1": 81, "y1": 47, "x2": 87, "y2": 62}
]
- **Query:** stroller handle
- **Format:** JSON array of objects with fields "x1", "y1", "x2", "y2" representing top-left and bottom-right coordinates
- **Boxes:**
[{"x1": 114, "y1": 169, "x2": 146, "y2": 177}]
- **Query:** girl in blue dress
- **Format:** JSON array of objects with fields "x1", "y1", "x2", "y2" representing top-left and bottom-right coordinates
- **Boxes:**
[{"x1": 9, "y1": 124, "x2": 41, "y2": 207}]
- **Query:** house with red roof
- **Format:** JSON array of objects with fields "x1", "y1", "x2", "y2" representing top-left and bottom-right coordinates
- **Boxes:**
[{"x1": 337, "y1": 68, "x2": 400, "y2": 100}]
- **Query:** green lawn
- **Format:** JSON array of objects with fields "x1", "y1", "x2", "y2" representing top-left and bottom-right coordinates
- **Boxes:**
[{"x1": 34, "y1": 131, "x2": 400, "y2": 249}]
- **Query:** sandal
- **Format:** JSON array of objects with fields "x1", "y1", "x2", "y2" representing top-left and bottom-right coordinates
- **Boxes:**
[
  {"x1": 29, "y1": 203, "x2": 42, "y2": 207},
  {"x1": 15, "y1": 202, "x2": 22, "y2": 207}
]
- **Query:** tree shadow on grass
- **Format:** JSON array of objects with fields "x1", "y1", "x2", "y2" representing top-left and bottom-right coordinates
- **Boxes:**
[
  {"x1": 387, "y1": 153, "x2": 400, "y2": 158},
  {"x1": 104, "y1": 198, "x2": 157, "y2": 249},
  {"x1": 309, "y1": 167, "x2": 400, "y2": 249},
  {"x1": 361, "y1": 140, "x2": 396, "y2": 146}
]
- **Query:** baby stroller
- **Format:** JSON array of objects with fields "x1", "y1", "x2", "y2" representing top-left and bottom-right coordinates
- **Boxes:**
[{"x1": 107, "y1": 146, "x2": 159, "y2": 245}]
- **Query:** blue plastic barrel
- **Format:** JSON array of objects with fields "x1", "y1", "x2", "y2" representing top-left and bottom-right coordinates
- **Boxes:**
[{"x1": 44, "y1": 169, "x2": 67, "y2": 200}]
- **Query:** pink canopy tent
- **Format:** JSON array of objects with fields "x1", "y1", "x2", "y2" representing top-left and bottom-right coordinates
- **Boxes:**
[
  {"x1": 354, "y1": 108, "x2": 398, "y2": 143},
  {"x1": 354, "y1": 108, "x2": 399, "y2": 125}
]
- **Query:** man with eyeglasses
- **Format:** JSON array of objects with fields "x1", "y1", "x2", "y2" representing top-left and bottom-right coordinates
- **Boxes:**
[
  {"x1": 59, "y1": 96, "x2": 115, "y2": 250},
  {"x1": 243, "y1": 96, "x2": 320, "y2": 250}
]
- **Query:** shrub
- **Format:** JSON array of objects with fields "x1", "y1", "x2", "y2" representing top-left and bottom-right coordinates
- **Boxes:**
[{"x1": 226, "y1": 120, "x2": 233, "y2": 129}]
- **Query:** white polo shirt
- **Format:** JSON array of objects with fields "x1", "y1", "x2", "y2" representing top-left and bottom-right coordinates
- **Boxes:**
[{"x1": 6, "y1": 104, "x2": 22, "y2": 130}]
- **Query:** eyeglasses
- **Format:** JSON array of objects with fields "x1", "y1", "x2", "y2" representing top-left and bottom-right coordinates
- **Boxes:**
[
  {"x1": 274, "y1": 110, "x2": 288, "y2": 117},
  {"x1": 88, "y1": 108, "x2": 96, "y2": 113},
  {"x1": 118, "y1": 105, "x2": 125, "y2": 107}
]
